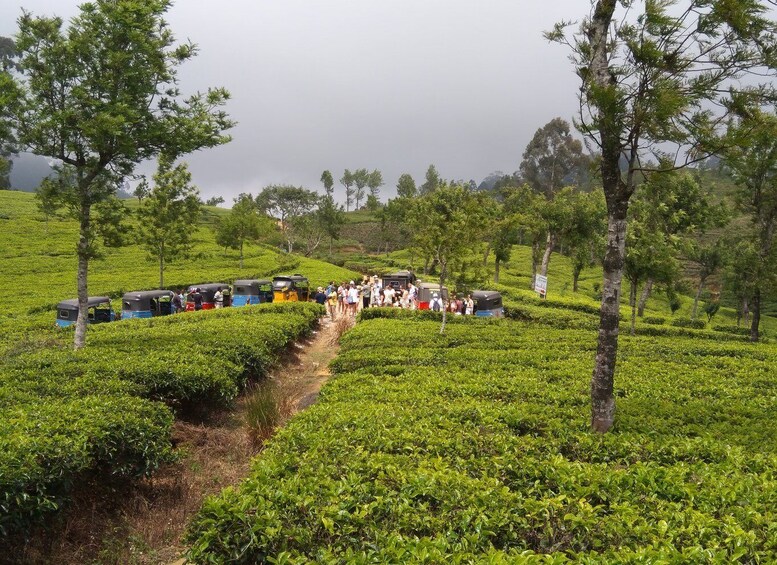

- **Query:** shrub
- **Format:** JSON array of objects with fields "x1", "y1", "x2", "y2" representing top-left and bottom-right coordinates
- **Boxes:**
[
  {"x1": 642, "y1": 316, "x2": 666, "y2": 325},
  {"x1": 671, "y1": 318, "x2": 706, "y2": 329}
]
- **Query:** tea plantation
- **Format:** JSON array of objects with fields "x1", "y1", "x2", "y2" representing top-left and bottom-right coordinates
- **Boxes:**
[
  {"x1": 0, "y1": 191, "x2": 357, "y2": 536},
  {"x1": 187, "y1": 311, "x2": 777, "y2": 563}
]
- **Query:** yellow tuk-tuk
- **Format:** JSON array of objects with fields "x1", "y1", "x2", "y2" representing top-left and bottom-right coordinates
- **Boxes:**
[{"x1": 272, "y1": 275, "x2": 310, "y2": 302}]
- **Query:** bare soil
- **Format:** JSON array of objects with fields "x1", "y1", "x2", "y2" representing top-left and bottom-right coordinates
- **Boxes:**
[{"x1": 9, "y1": 314, "x2": 349, "y2": 565}]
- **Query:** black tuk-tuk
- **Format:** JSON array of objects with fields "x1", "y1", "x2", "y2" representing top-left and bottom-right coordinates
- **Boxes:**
[
  {"x1": 186, "y1": 283, "x2": 230, "y2": 311},
  {"x1": 232, "y1": 279, "x2": 274, "y2": 306},
  {"x1": 472, "y1": 290, "x2": 504, "y2": 317},
  {"x1": 381, "y1": 270, "x2": 416, "y2": 292},
  {"x1": 56, "y1": 296, "x2": 115, "y2": 327},
  {"x1": 122, "y1": 290, "x2": 175, "y2": 319}
]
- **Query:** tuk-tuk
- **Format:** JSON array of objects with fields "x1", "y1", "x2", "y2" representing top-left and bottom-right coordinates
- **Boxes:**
[
  {"x1": 185, "y1": 283, "x2": 229, "y2": 311},
  {"x1": 417, "y1": 282, "x2": 449, "y2": 310},
  {"x1": 56, "y1": 296, "x2": 115, "y2": 327},
  {"x1": 382, "y1": 270, "x2": 416, "y2": 292},
  {"x1": 473, "y1": 290, "x2": 504, "y2": 317},
  {"x1": 122, "y1": 290, "x2": 175, "y2": 319},
  {"x1": 272, "y1": 275, "x2": 310, "y2": 302},
  {"x1": 232, "y1": 279, "x2": 273, "y2": 307}
]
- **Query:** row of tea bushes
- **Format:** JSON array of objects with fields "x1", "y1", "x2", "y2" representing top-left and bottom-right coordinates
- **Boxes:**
[
  {"x1": 0, "y1": 303, "x2": 324, "y2": 537},
  {"x1": 186, "y1": 316, "x2": 777, "y2": 562}
]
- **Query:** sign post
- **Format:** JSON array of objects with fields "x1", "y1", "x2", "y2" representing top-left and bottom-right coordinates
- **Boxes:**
[{"x1": 534, "y1": 275, "x2": 547, "y2": 299}]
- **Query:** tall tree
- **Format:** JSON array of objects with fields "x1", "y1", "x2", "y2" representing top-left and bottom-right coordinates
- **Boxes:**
[
  {"x1": 548, "y1": 0, "x2": 776, "y2": 432},
  {"x1": 367, "y1": 169, "x2": 383, "y2": 201},
  {"x1": 317, "y1": 194, "x2": 346, "y2": 255},
  {"x1": 419, "y1": 164, "x2": 440, "y2": 195},
  {"x1": 13, "y1": 0, "x2": 233, "y2": 348},
  {"x1": 688, "y1": 240, "x2": 726, "y2": 322},
  {"x1": 0, "y1": 36, "x2": 19, "y2": 189},
  {"x1": 520, "y1": 117, "x2": 585, "y2": 199},
  {"x1": 396, "y1": 173, "x2": 417, "y2": 198},
  {"x1": 564, "y1": 189, "x2": 606, "y2": 292},
  {"x1": 340, "y1": 169, "x2": 354, "y2": 211},
  {"x1": 409, "y1": 184, "x2": 487, "y2": 333},
  {"x1": 205, "y1": 196, "x2": 225, "y2": 206},
  {"x1": 352, "y1": 168, "x2": 369, "y2": 209},
  {"x1": 320, "y1": 170, "x2": 334, "y2": 197},
  {"x1": 137, "y1": 156, "x2": 201, "y2": 288},
  {"x1": 722, "y1": 111, "x2": 777, "y2": 341},
  {"x1": 255, "y1": 184, "x2": 319, "y2": 253},
  {"x1": 215, "y1": 193, "x2": 270, "y2": 269}
]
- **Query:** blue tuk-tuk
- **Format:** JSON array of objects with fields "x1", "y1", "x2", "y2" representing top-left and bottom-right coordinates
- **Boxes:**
[
  {"x1": 473, "y1": 290, "x2": 504, "y2": 317},
  {"x1": 56, "y1": 296, "x2": 116, "y2": 328},
  {"x1": 232, "y1": 279, "x2": 273, "y2": 307},
  {"x1": 122, "y1": 290, "x2": 175, "y2": 319}
]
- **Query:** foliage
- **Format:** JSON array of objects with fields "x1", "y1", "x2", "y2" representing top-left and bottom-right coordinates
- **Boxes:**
[
  {"x1": 186, "y1": 316, "x2": 777, "y2": 563},
  {"x1": 520, "y1": 117, "x2": 586, "y2": 198},
  {"x1": 319, "y1": 170, "x2": 334, "y2": 197},
  {"x1": 13, "y1": 0, "x2": 234, "y2": 348},
  {"x1": 339, "y1": 169, "x2": 355, "y2": 211},
  {"x1": 216, "y1": 193, "x2": 275, "y2": 268},
  {"x1": 396, "y1": 173, "x2": 417, "y2": 198},
  {"x1": 255, "y1": 185, "x2": 320, "y2": 253},
  {"x1": 136, "y1": 156, "x2": 201, "y2": 288},
  {"x1": 419, "y1": 164, "x2": 440, "y2": 195}
]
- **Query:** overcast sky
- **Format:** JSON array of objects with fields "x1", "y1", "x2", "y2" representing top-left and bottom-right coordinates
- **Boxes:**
[{"x1": 1, "y1": 0, "x2": 587, "y2": 203}]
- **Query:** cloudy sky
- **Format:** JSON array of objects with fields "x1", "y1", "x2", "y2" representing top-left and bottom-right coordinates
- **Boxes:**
[{"x1": 1, "y1": 0, "x2": 587, "y2": 203}]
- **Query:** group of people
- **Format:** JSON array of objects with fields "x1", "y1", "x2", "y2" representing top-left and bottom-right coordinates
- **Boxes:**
[
  {"x1": 169, "y1": 287, "x2": 232, "y2": 312},
  {"x1": 312, "y1": 276, "x2": 475, "y2": 319}
]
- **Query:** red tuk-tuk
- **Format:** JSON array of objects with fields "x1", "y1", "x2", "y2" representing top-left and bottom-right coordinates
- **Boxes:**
[{"x1": 185, "y1": 283, "x2": 229, "y2": 311}]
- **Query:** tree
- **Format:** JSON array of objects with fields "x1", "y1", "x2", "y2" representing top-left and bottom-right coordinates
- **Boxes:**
[
  {"x1": 564, "y1": 189, "x2": 606, "y2": 292},
  {"x1": 396, "y1": 173, "x2": 417, "y2": 198},
  {"x1": 0, "y1": 36, "x2": 19, "y2": 189},
  {"x1": 340, "y1": 169, "x2": 354, "y2": 211},
  {"x1": 133, "y1": 180, "x2": 149, "y2": 204},
  {"x1": 317, "y1": 194, "x2": 346, "y2": 255},
  {"x1": 255, "y1": 184, "x2": 319, "y2": 253},
  {"x1": 352, "y1": 168, "x2": 369, "y2": 209},
  {"x1": 520, "y1": 117, "x2": 585, "y2": 199},
  {"x1": 688, "y1": 240, "x2": 726, "y2": 322},
  {"x1": 205, "y1": 196, "x2": 225, "y2": 206},
  {"x1": 419, "y1": 164, "x2": 440, "y2": 195},
  {"x1": 722, "y1": 111, "x2": 777, "y2": 341},
  {"x1": 215, "y1": 193, "x2": 270, "y2": 269},
  {"x1": 548, "y1": 0, "x2": 776, "y2": 432},
  {"x1": 13, "y1": 0, "x2": 233, "y2": 349},
  {"x1": 408, "y1": 184, "x2": 487, "y2": 333},
  {"x1": 320, "y1": 170, "x2": 334, "y2": 197},
  {"x1": 367, "y1": 169, "x2": 383, "y2": 202},
  {"x1": 137, "y1": 156, "x2": 201, "y2": 288}
]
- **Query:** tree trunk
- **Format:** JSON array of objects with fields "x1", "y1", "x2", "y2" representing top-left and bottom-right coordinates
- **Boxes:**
[
  {"x1": 239, "y1": 241, "x2": 244, "y2": 269},
  {"x1": 423, "y1": 256, "x2": 430, "y2": 275},
  {"x1": 159, "y1": 251, "x2": 165, "y2": 289},
  {"x1": 530, "y1": 242, "x2": 539, "y2": 289},
  {"x1": 494, "y1": 259, "x2": 501, "y2": 284},
  {"x1": 482, "y1": 243, "x2": 491, "y2": 266},
  {"x1": 439, "y1": 263, "x2": 447, "y2": 335},
  {"x1": 691, "y1": 277, "x2": 705, "y2": 321},
  {"x1": 573, "y1": 263, "x2": 582, "y2": 292},
  {"x1": 637, "y1": 278, "x2": 652, "y2": 317},
  {"x1": 750, "y1": 287, "x2": 760, "y2": 342},
  {"x1": 629, "y1": 278, "x2": 637, "y2": 336},
  {"x1": 540, "y1": 232, "x2": 554, "y2": 277},
  {"x1": 74, "y1": 203, "x2": 91, "y2": 350},
  {"x1": 591, "y1": 199, "x2": 628, "y2": 434},
  {"x1": 743, "y1": 297, "x2": 750, "y2": 325}
]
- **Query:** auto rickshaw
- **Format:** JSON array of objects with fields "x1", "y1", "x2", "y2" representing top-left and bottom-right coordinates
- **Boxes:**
[
  {"x1": 417, "y1": 282, "x2": 449, "y2": 310},
  {"x1": 472, "y1": 290, "x2": 504, "y2": 317},
  {"x1": 382, "y1": 270, "x2": 416, "y2": 292},
  {"x1": 232, "y1": 279, "x2": 274, "y2": 306},
  {"x1": 122, "y1": 290, "x2": 175, "y2": 319},
  {"x1": 56, "y1": 296, "x2": 115, "y2": 327},
  {"x1": 185, "y1": 283, "x2": 229, "y2": 311},
  {"x1": 272, "y1": 275, "x2": 310, "y2": 302}
]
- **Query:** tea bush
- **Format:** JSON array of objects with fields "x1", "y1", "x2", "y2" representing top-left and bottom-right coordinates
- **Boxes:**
[
  {"x1": 186, "y1": 317, "x2": 777, "y2": 563},
  {"x1": 0, "y1": 303, "x2": 324, "y2": 536}
]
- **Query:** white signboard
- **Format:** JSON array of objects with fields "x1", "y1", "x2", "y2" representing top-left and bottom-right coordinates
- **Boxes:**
[{"x1": 534, "y1": 275, "x2": 547, "y2": 298}]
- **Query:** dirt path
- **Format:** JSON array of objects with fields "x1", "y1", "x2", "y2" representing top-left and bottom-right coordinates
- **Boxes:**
[{"x1": 15, "y1": 313, "x2": 351, "y2": 565}]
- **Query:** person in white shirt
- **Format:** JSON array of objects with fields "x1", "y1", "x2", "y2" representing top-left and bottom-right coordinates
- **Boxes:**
[
  {"x1": 213, "y1": 289, "x2": 224, "y2": 308},
  {"x1": 347, "y1": 282, "x2": 359, "y2": 316},
  {"x1": 430, "y1": 293, "x2": 443, "y2": 312},
  {"x1": 407, "y1": 283, "x2": 418, "y2": 309}
]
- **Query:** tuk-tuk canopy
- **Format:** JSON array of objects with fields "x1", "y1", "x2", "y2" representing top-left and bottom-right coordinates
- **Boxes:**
[
  {"x1": 472, "y1": 290, "x2": 502, "y2": 309},
  {"x1": 418, "y1": 282, "x2": 449, "y2": 301},
  {"x1": 122, "y1": 290, "x2": 174, "y2": 311},
  {"x1": 187, "y1": 283, "x2": 229, "y2": 301},
  {"x1": 382, "y1": 270, "x2": 416, "y2": 289},
  {"x1": 233, "y1": 279, "x2": 272, "y2": 295},
  {"x1": 57, "y1": 296, "x2": 112, "y2": 311},
  {"x1": 272, "y1": 275, "x2": 308, "y2": 289}
]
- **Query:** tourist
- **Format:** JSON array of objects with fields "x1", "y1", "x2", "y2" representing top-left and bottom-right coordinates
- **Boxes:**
[
  {"x1": 214, "y1": 288, "x2": 224, "y2": 308},
  {"x1": 314, "y1": 286, "x2": 327, "y2": 305}
]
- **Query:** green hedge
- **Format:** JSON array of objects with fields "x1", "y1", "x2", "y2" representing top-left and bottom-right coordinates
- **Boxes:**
[
  {"x1": 0, "y1": 303, "x2": 324, "y2": 537},
  {"x1": 186, "y1": 318, "x2": 777, "y2": 562}
]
